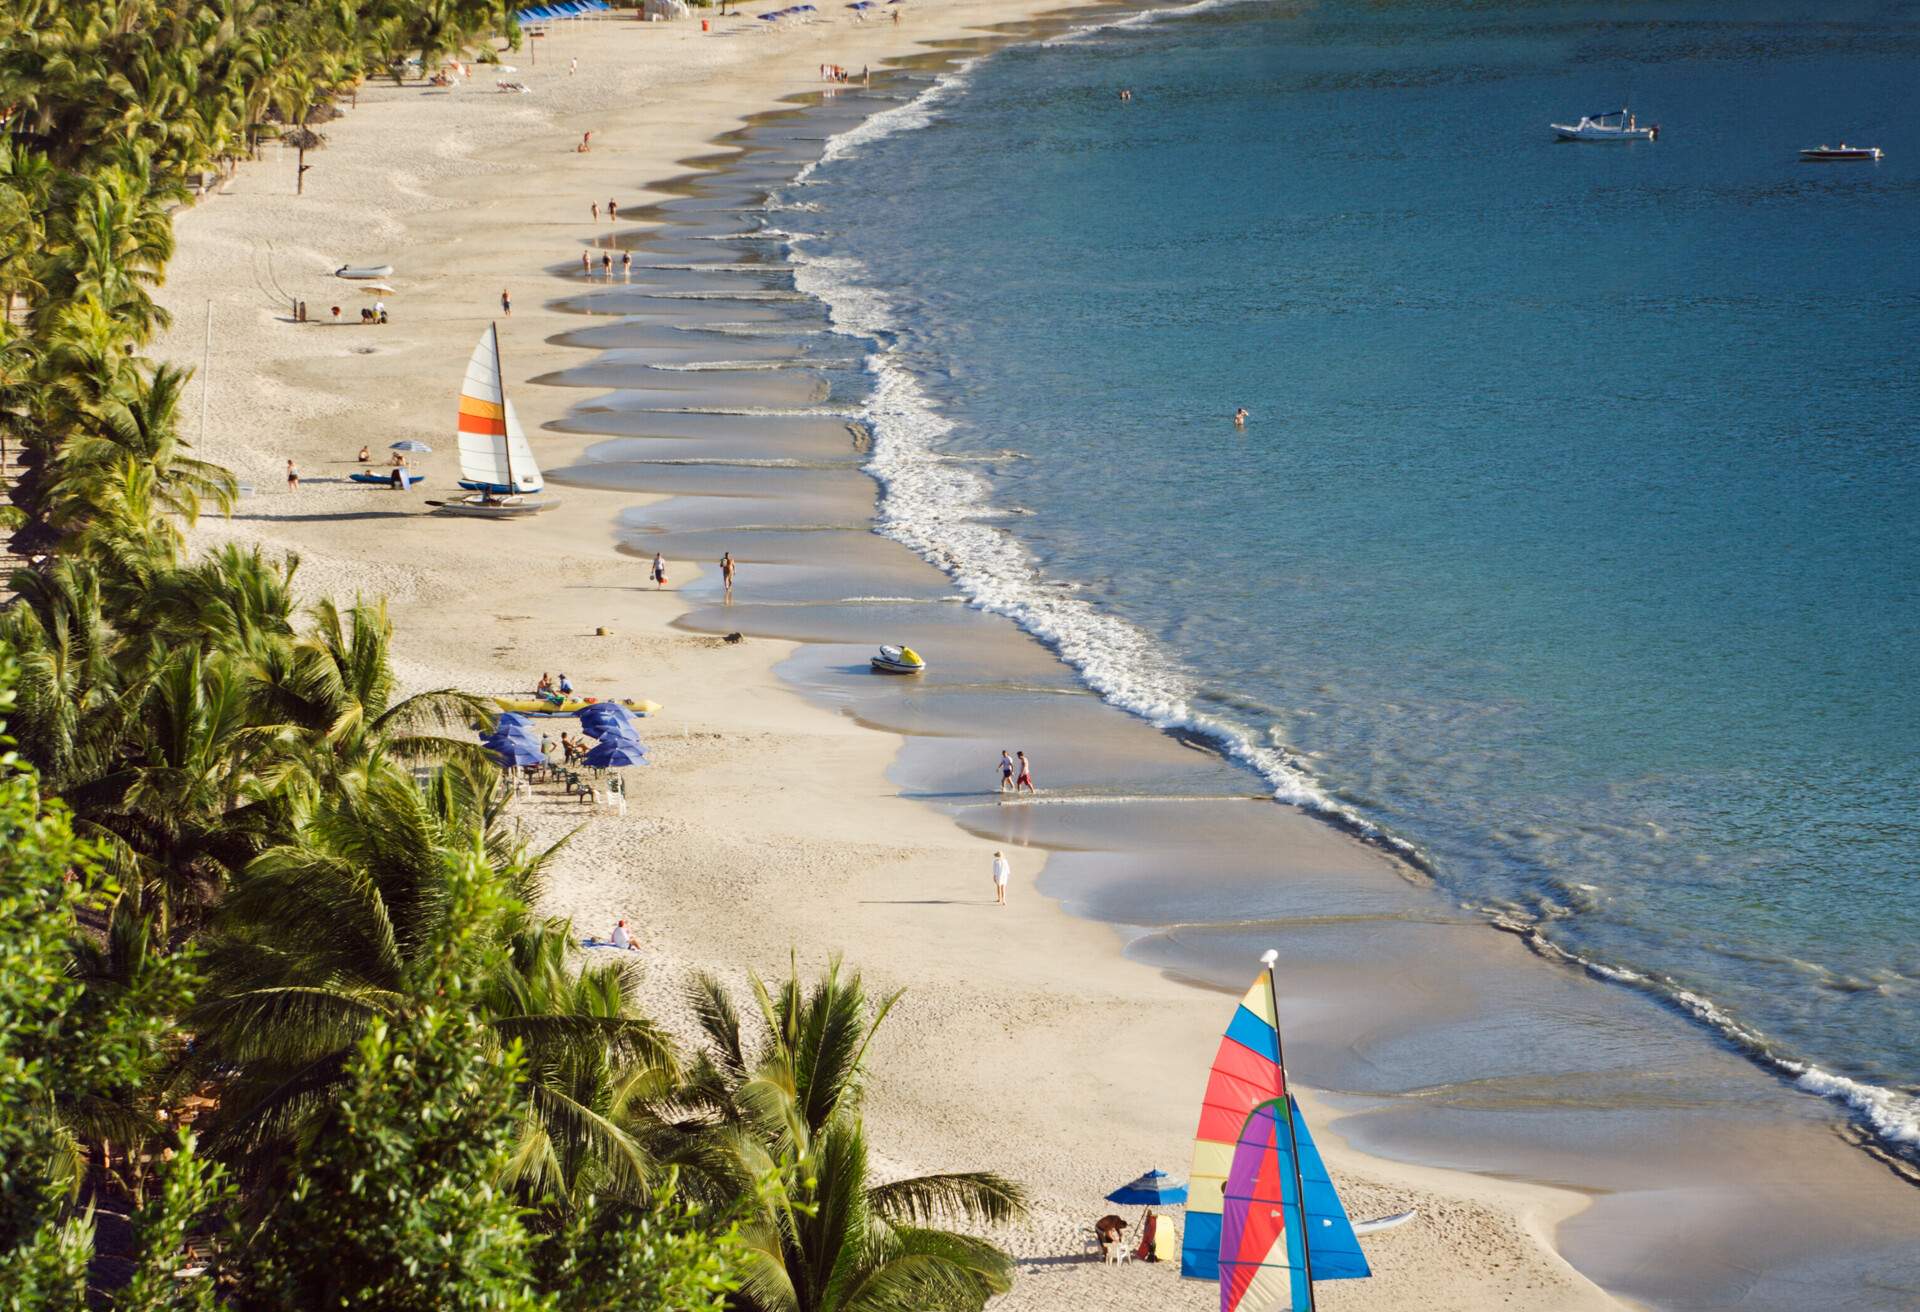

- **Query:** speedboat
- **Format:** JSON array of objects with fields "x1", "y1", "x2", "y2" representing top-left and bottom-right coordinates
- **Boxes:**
[
  {"x1": 1800, "y1": 144, "x2": 1882, "y2": 162},
  {"x1": 870, "y1": 644, "x2": 925, "y2": 674},
  {"x1": 1551, "y1": 108, "x2": 1657, "y2": 142}
]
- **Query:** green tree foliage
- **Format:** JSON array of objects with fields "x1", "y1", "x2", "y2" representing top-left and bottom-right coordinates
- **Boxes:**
[
  {"x1": 0, "y1": 657, "x2": 200, "y2": 1310},
  {"x1": 684, "y1": 960, "x2": 1027, "y2": 1312}
]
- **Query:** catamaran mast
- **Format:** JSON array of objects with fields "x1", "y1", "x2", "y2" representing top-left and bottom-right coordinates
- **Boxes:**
[
  {"x1": 491, "y1": 322, "x2": 514, "y2": 492},
  {"x1": 1260, "y1": 948, "x2": 1317, "y2": 1310}
]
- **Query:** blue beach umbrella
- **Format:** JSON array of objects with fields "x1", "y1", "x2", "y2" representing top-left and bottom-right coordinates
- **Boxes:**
[
  {"x1": 390, "y1": 439, "x2": 433, "y2": 453},
  {"x1": 1105, "y1": 1170, "x2": 1187, "y2": 1206},
  {"x1": 486, "y1": 737, "x2": 545, "y2": 768},
  {"x1": 577, "y1": 703, "x2": 637, "y2": 730},
  {"x1": 494, "y1": 711, "x2": 535, "y2": 729},
  {"x1": 582, "y1": 740, "x2": 649, "y2": 769},
  {"x1": 583, "y1": 720, "x2": 643, "y2": 743}
]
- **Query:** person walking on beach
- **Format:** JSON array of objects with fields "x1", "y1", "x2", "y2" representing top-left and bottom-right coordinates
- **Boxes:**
[
  {"x1": 998, "y1": 750, "x2": 1015, "y2": 793},
  {"x1": 651, "y1": 552, "x2": 668, "y2": 589},
  {"x1": 608, "y1": 198, "x2": 618, "y2": 222},
  {"x1": 1015, "y1": 750, "x2": 1034, "y2": 794},
  {"x1": 992, "y1": 851, "x2": 1011, "y2": 906},
  {"x1": 720, "y1": 551, "x2": 735, "y2": 601},
  {"x1": 286, "y1": 459, "x2": 299, "y2": 492},
  {"x1": 570, "y1": 56, "x2": 578, "y2": 75},
  {"x1": 591, "y1": 201, "x2": 599, "y2": 221},
  {"x1": 621, "y1": 250, "x2": 632, "y2": 277},
  {"x1": 581, "y1": 250, "x2": 591, "y2": 277},
  {"x1": 501, "y1": 288, "x2": 512, "y2": 316}
]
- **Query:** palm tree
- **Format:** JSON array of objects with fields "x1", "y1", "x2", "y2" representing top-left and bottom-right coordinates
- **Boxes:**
[
  {"x1": 190, "y1": 767, "x2": 667, "y2": 1202},
  {"x1": 680, "y1": 960, "x2": 1026, "y2": 1312},
  {"x1": 247, "y1": 596, "x2": 495, "y2": 774}
]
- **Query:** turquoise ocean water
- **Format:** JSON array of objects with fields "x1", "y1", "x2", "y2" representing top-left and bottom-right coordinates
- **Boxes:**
[{"x1": 780, "y1": 1, "x2": 1920, "y2": 1155}]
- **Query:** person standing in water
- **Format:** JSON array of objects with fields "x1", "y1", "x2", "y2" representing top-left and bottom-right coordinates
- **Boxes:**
[
  {"x1": 601, "y1": 251, "x2": 612, "y2": 276},
  {"x1": 580, "y1": 250, "x2": 590, "y2": 277},
  {"x1": 1233, "y1": 407, "x2": 1248, "y2": 428},
  {"x1": 720, "y1": 552, "x2": 735, "y2": 602},
  {"x1": 998, "y1": 750, "x2": 1015, "y2": 793},
  {"x1": 621, "y1": 250, "x2": 632, "y2": 277},
  {"x1": 992, "y1": 851, "x2": 1011, "y2": 905},
  {"x1": 1015, "y1": 750, "x2": 1034, "y2": 794}
]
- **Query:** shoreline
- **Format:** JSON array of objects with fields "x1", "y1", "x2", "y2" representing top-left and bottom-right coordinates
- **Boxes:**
[{"x1": 150, "y1": 6, "x2": 1919, "y2": 1310}]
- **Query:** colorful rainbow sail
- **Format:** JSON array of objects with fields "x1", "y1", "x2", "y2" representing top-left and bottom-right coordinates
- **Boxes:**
[
  {"x1": 455, "y1": 324, "x2": 542, "y2": 494},
  {"x1": 1218, "y1": 1098, "x2": 1369, "y2": 1312},
  {"x1": 1182, "y1": 953, "x2": 1371, "y2": 1312},
  {"x1": 1181, "y1": 967, "x2": 1287, "y2": 1280}
]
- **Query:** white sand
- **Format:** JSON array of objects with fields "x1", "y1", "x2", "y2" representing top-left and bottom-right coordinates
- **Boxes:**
[{"x1": 153, "y1": 7, "x2": 1626, "y2": 1307}]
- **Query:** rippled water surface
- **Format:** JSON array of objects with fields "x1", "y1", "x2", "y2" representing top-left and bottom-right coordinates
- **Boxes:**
[{"x1": 782, "y1": 0, "x2": 1920, "y2": 1151}]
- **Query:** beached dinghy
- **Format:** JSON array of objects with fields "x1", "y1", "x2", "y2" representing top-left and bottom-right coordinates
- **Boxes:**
[
  {"x1": 335, "y1": 263, "x2": 394, "y2": 279},
  {"x1": 351, "y1": 470, "x2": 424, "y2": 487},
  {"x1": 870, "y1": 644, "x2": 925, "y2": 674},
  {"x1": 428, "y1": 323, "x2": 555, "y2": 518},
  {"x1": 493, "y1": 696, "x2": 662, "y2": 716},
  {"x1": 1551, "y1": 108, "x2": 1657, "y2": 141}
]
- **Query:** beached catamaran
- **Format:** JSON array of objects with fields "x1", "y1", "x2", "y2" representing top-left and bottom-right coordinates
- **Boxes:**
[
  {"x1": 1183, "y1": 950, "x2": 1376, "y2": 1311},
  {"x1": 428, "y1": 322, "x2": 552, "y2": 518}
]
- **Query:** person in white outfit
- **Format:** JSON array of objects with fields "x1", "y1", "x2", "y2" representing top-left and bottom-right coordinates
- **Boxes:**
[
  {"x1": 610, "y1": 919, "x2": 637, "y2": 951},
  {"x1": 992, "y1": 851, "x2": 1011, "y2": 906}
]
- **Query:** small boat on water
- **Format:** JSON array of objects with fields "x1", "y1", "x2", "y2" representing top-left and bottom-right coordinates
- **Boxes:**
[
  {"x1": 1551, "y1": 108, "x2": 1657, "y2": 142},
  {"x1": 1800, "y1": 143, "x2": 1883, "y2": 162},
  {"x1": 428, "y1": 324, "x2": 554, "y2": 518},
  {"x1": 870, "y1": 644, "x2": 925, "y2": 674}
]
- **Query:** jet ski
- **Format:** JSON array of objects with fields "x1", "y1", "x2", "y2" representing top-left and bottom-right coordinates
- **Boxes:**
[{"x1": 870, "y1": 644, "x2": 925, "y2": 674}]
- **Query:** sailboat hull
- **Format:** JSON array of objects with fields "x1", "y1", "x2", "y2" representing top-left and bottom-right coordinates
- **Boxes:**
[{"x1": 427, "y1": 496, "x2": 555, "y2": 518}]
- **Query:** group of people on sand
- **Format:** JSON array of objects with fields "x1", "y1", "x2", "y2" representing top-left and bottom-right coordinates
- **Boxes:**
[
  {"x1": 591, "y1": 198, "x2": 620, "y2": 222},
  {"x1": 642, "y1": 551, "x2": 736, "y2": 601},
  {"x1": 821, "y1": 64, "x2": 868, "y2": 84},
  {"x1": 535, "y1": 672, "x2": 575, "y2": 697},
  {"x1": 581, "y1": 249, "x2": 633, "y2": 278}
]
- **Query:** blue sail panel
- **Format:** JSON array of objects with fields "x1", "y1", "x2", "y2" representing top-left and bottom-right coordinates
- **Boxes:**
[{"x1": 1291, "y1": 1100, "x2": 1370, "y2": 1280}]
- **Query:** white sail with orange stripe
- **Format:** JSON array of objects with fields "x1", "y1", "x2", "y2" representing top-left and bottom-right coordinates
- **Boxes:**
[{"x1": 455, "y1": 324, "x2": 542, "y2": 494}]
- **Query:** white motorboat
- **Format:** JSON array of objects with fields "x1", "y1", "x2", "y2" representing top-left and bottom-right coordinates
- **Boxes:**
[
  {"x1": 870, "y1": 644, "x2": 925, "y2": 674},
  {"x1": 335, "y1": 263, "x2": 394, "y2": 279},
  {"x1": 1800, "y1": 144, "x2": 1882, "y2": 162},
  {"x1": 1551, "y1": 108, "x2": 1657, "y2": 142}
]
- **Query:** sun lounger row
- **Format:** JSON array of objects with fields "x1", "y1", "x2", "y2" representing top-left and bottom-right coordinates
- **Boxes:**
[{"x1": 515, "y1": 0, "x2": 611, "y2": 22}]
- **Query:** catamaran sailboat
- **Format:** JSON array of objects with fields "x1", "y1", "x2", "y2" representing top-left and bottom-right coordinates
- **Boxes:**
[
  {"x1": 1551, "y1": 108, "x2": 1658, "y2": 142},
  {"x1": 427, "y1": 323, "x2": 554, "y2": 519},
  {"x1": 1183, "y1": 950, "x2": 1412, "y2": 1310}
]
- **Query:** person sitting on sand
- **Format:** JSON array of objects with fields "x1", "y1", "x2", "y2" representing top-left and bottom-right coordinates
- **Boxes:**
[
  {"x1": 610, "y1": 919, "x2": 639, "y2": 952},
  {"x1": 558, "y1": 673, "x2": 573, "y2": 695},
  {"x1": 358, "y1": 444, "x2": 370, "y2": 462},
  {"x1": 537, "y1": 672, "x2": 554, "y2": 694}
]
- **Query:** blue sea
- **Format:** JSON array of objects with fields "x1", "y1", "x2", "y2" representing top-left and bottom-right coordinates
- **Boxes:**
[{"x1": 781, "y1": 1, "x2": 1920, "y2": 1154}]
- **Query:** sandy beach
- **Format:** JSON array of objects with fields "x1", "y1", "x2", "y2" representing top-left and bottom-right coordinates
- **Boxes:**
[{"x1": 151, "y1": 5, "x2": 1920, "y2": 1309}]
